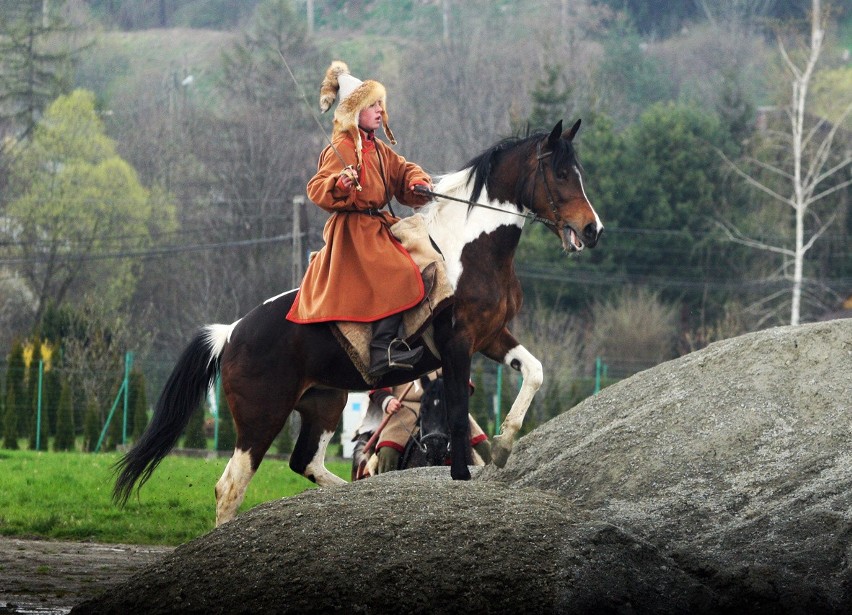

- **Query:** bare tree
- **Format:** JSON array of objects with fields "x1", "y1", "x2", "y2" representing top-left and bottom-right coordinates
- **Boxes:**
[{"x1": 717, "y1": 0, "x2": 851, "y2": 325}]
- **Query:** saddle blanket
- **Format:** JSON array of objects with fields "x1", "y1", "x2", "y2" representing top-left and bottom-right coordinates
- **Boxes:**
[{"x1": 332, "y1": 214, "x2": 454, "y2": 385}]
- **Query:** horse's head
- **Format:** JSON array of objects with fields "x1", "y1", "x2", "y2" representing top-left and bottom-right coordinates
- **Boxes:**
[{"x1": 531, "y1": 120, "x2": 603, "y2": 253}]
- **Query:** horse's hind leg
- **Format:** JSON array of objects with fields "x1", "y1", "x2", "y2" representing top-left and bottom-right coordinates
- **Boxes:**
[
  {"x1": 290, "y1": 388, "x2": 348, "y2": 487},
  {"x1": 215, "y1": 389, "x2": 295, "y2": 526}
]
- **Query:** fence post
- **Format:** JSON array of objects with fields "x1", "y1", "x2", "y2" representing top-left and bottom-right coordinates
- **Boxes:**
[
  {"x1": 594, "y1": 357, "x2": 602, "y2": 394},
  {"x1": 35, "y1": 360, "x2": 44, "y2": 451},
  {"x1": 122, "y1": 351, "x2": 134, "y2": 445},
  {"x1": 95, "y1": 351, "x2": 133, "y2": 453}
]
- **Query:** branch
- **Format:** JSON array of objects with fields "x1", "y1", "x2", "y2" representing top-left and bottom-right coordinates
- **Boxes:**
[
  {"x1": 801, "y1": 211, "x2": 838, "y2": 254},
  {"x1": 715, "y1": 219, "x2": 794, "y2": 257},
  {"x1": 715, "y1": 147, "x2": 793, "y2": 207},
  {"x1": 741, "y1": 155, "x2": 794, "y2": 181},
  {"x1": 805, "y1": 176, "x2": 852, "y2": 208}
]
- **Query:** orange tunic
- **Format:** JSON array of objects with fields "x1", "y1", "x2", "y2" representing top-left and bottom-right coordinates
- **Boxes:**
[{"x1": 286, "y1": 130, "x2": 431, "y2": 323}]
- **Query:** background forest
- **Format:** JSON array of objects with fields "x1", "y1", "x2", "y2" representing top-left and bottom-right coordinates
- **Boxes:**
[{"x1": 0, "y1": 0, "x2": 849, "y2": 448}]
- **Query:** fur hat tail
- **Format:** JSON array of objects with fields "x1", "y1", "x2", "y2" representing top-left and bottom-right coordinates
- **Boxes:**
[{"x1": 319, "y1": 60, "x2": 350, "y2": 113}]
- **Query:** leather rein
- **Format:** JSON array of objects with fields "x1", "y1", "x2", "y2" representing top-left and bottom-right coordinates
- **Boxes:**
[{"x1": 414, "y1": 139, "x2": 564, "y2": 230}]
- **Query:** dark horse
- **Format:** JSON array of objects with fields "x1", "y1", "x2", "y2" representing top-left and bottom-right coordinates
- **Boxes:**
[
  {"x1": 114, "y1": 120, "x2": 603, "y2": 525},
  {"x1": 398, "y1": 377, "x2": 459, "y2": 469}
]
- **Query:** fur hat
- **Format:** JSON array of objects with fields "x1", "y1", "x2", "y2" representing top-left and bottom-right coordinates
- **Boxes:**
[{"x1": 319, "y1": 60, "x2": 396, "y2": 169}]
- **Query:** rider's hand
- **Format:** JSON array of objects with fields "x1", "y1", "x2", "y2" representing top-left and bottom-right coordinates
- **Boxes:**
[
  {"x1": 336, "y1": 167, "x2": 359, "y2": 191},
  {"x1": 385, "y1": 398, "x2": 402, "y2": 415},
  {"x1": 408, "y1": 181, "x2": 432, "y2": 208}
]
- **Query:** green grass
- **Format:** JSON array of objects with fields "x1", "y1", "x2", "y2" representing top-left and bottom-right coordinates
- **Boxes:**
[{"x1": 0, "y1": 450, "x2": 349, "y2": 546}]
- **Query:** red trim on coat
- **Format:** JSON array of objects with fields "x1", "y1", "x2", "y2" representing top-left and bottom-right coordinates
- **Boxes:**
[
  {"x1": 470, "y1": 433, "x2": 488, "y2": 446},
  {"x1": 376, "y1": 441, "x2": 406, "y2": 453}
]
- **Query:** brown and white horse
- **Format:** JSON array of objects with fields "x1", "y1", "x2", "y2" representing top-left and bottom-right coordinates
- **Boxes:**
[{"x1": 114, "y1": 120, "x2": 602, "y2": 525}]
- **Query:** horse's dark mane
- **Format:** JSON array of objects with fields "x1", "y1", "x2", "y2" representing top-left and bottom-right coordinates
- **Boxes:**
[{"x1": 463, "y1": 130, "x2": 578, "y2": 208}]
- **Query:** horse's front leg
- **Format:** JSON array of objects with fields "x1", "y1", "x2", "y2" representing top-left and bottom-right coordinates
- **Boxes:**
[
  {"x1": 441, "y1": 341, "x2": 473, "y2": 480},
  {"x1": 483, "y1": 329, "x2": 544, "y2": 468}
]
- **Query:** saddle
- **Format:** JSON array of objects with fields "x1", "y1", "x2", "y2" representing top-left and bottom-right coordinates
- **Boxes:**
[{"x1": 331, "y1": 215, "x2": 454, "y2": 385}]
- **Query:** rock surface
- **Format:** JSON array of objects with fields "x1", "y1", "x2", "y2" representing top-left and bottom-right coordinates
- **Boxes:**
[{"x1": 73, "y1": 319, "x2": 852, "y2": 614}]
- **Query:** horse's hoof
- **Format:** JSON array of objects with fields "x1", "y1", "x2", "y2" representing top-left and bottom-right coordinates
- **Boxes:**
[
  {"x1": 451, "y1": 465, "x2": 471, "y2": 480},
  {"x1": 491, "y1": 434, "x2": 513, "y2": 468}
]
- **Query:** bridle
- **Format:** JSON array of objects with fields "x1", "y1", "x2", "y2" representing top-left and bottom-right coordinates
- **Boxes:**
[{"x1": 415, "y1": 136, "x2": 568, "y2": 230}]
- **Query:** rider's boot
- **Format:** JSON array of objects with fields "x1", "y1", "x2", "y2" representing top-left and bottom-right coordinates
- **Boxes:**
[
  {"x1": 368, "y1": 313, "x2": 423, "y2": 378},
  {"x1": 473, "y1": 438, "x2": 493, "y2": 465},
  {"x1": 375, "y1": 446, "x2": 400, "y2": 474}
]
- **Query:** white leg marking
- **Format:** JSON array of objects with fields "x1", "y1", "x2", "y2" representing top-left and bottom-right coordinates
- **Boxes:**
[
  {"x1": 500, "y1": 345, "x2": 544, "y2": 438},
  {"x1": 215, "y1": 449, "x2": 254, "y2": 526},
  {"x1": 304, "y1": 430, "x2": 346, "y2": 487}
]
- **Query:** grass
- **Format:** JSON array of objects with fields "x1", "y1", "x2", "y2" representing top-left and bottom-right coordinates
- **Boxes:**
[{"x1": 0, "y1": 450, "x2": 349, "y2": 546}]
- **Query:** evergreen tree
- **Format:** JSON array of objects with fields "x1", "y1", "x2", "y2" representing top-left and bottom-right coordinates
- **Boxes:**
[
  {"x1": 44, "y1": 367, "x2": 62, "y2": 436},
  {"x1": 128, "y1": 370, "x2": 149, "y2": 441},
  {"x1": 183, "y1": 407, "x2": 207, "y2": 450},
  {"x1": 0, "y1": 0, "x2": 83, "y2": 140},
  {"x1": 6, "y1": 342, "x2": 27, "y2": 438},
  {"x1": 53, "y1": 379, "x2": 75, "y2": 451},
  {"x1": 2, "y1": 384, "x2": 18, "y2": 449},
  {"x1": 216, "y1": 396, "x2": 236, "y2": 452},
  {"x1": 468, "y1": 365, "x2": 491, "y2": 437},
  {"x1": 82, "y1": 400, "x2": 100, "y2": 452}
]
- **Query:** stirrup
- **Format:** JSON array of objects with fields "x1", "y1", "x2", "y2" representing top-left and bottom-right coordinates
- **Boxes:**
[{"x1": 386, "y1": 338, "x2": 420, "y2": 369}]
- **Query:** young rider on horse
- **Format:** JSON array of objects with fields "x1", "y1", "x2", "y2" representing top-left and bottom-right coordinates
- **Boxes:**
[
  {"x1": 352, "y1": 370, "x2": 492, "y2": 476},
  {"x1": 286, "y1": 60, "x2": 433, "y2": 378}
]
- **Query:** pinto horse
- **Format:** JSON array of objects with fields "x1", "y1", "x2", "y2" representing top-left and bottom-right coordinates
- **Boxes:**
[{"x1": 114, "y1": 120, "x2": 603, "y2": 525}]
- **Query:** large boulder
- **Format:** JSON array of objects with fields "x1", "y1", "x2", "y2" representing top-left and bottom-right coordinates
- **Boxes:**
[
  {"x1": 73, "y1": 319, "x2": 851, "y2": 613},
  {"x1": 482, "y1": 318, "x2": 852, "y2": 611}
]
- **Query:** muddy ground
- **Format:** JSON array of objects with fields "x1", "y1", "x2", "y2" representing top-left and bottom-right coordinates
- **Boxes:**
[{"x1": 0, "y1": 538, "x2": 173, "y2": 614}]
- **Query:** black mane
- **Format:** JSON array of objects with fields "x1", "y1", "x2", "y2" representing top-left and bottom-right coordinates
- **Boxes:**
[{"x1": 462, "y1": 130, "x2": 578, "y2": 208}]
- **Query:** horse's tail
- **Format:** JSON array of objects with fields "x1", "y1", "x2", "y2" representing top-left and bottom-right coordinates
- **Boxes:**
[{"x1": 113, "y1": 324, "x2": 233, "y2": 506}]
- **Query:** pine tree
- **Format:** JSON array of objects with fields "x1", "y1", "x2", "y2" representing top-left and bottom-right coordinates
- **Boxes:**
[
  {"x1": 0, "y1": 1, "x2": 83, "y2": 140},
  {"x1": 183, "y1": 407, "x2": 207, "y2": 450},
  {"x1": 6, "y1": 342, "x2": 27, "y2": 439},
  {"x1": 2, "y1": 384, "x2": 18, "y2": 449},
  {"x1": 128, "y1": 370, "x2": 149, "y2": 441},
  {"x1": 53, "y1": 379, "x2": 75, "y2": 451},
  {"x1": 216, "y1": 396, "x2": 236, "y2": 452},
  {"x1": 82, "y1": 401, "x2": 100, "y2": 452}
]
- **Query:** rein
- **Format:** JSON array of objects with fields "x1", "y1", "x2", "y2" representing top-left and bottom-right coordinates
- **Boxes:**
[{"x1": 414, "y1": 144, "x2": 560, "y2": 229}]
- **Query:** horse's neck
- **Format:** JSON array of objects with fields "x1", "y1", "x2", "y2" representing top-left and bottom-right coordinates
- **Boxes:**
[{"x1": 424, "y1": 187, "x2": 525, "y2": 289}]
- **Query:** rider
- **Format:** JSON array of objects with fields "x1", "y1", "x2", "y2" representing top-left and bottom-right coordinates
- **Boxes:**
[
  {"x1": 286, "y1": 60, "x2": 433, "y2": 378},
  {"x1": 352, "y1": 370, "x2": 492, "y2": 476}
]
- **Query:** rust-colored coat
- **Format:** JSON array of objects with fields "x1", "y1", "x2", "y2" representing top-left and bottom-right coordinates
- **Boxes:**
[{"x1": 286, "y1": 130, "x2": 431, "y2": 323}]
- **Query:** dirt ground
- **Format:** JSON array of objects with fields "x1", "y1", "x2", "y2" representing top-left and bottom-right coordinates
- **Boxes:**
[{"x1": 0, "y1": 537, "x2": 173, "y2": 614}]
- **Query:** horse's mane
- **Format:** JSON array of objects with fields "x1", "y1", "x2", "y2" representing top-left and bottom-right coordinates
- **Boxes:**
[{"x1": 462, "y1": 130, "x2": 578, "y2": 207}]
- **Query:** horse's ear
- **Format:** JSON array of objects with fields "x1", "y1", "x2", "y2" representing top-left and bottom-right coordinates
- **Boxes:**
[
  {"x1": 563, "y1": 119, "x2": 582, "y2": 142},
  {"x1": 547, "y1": 120, "x2": 563, "y2": 146}
]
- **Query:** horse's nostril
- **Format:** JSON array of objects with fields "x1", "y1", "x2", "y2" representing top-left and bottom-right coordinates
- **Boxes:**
[{"x1": 584, "y1": 223, "x2": 601, "y2": 246}]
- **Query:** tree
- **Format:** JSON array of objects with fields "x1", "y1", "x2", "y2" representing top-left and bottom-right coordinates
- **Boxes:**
[
  {"x1": 183, "y1": 407, "x2": 207, "y2": 449},
  {"x1": 0, "y1": 0, "x2": 85, "y2": 140},
  {"x1": 717, "y1": 0, "x2": 852, "y2": 325},
  {"x1": 128, "y1": 369, "x2": 149, "y2": 442},
  {"x1": 53, "y1": 378, "x2": 75, "y2": 451},
  {"x1": 6, "y1": 341, "x2": 27, "y2": 441},
  {"x1": 2, "y1": 383, "x2": 18, "y2": 449},
  {"x1": 4, "y1": 89, "x2": 176, "y2": 325}
]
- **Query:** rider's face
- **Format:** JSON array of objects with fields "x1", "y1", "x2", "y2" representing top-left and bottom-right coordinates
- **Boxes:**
[{"x1": 358, "y1": 101, "x2": 383, "y2": 132}]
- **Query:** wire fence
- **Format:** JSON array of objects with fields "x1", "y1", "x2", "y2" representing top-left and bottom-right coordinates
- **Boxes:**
[{"x1": 0, "y1": 349, "x2": 658, "y2": 455}]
